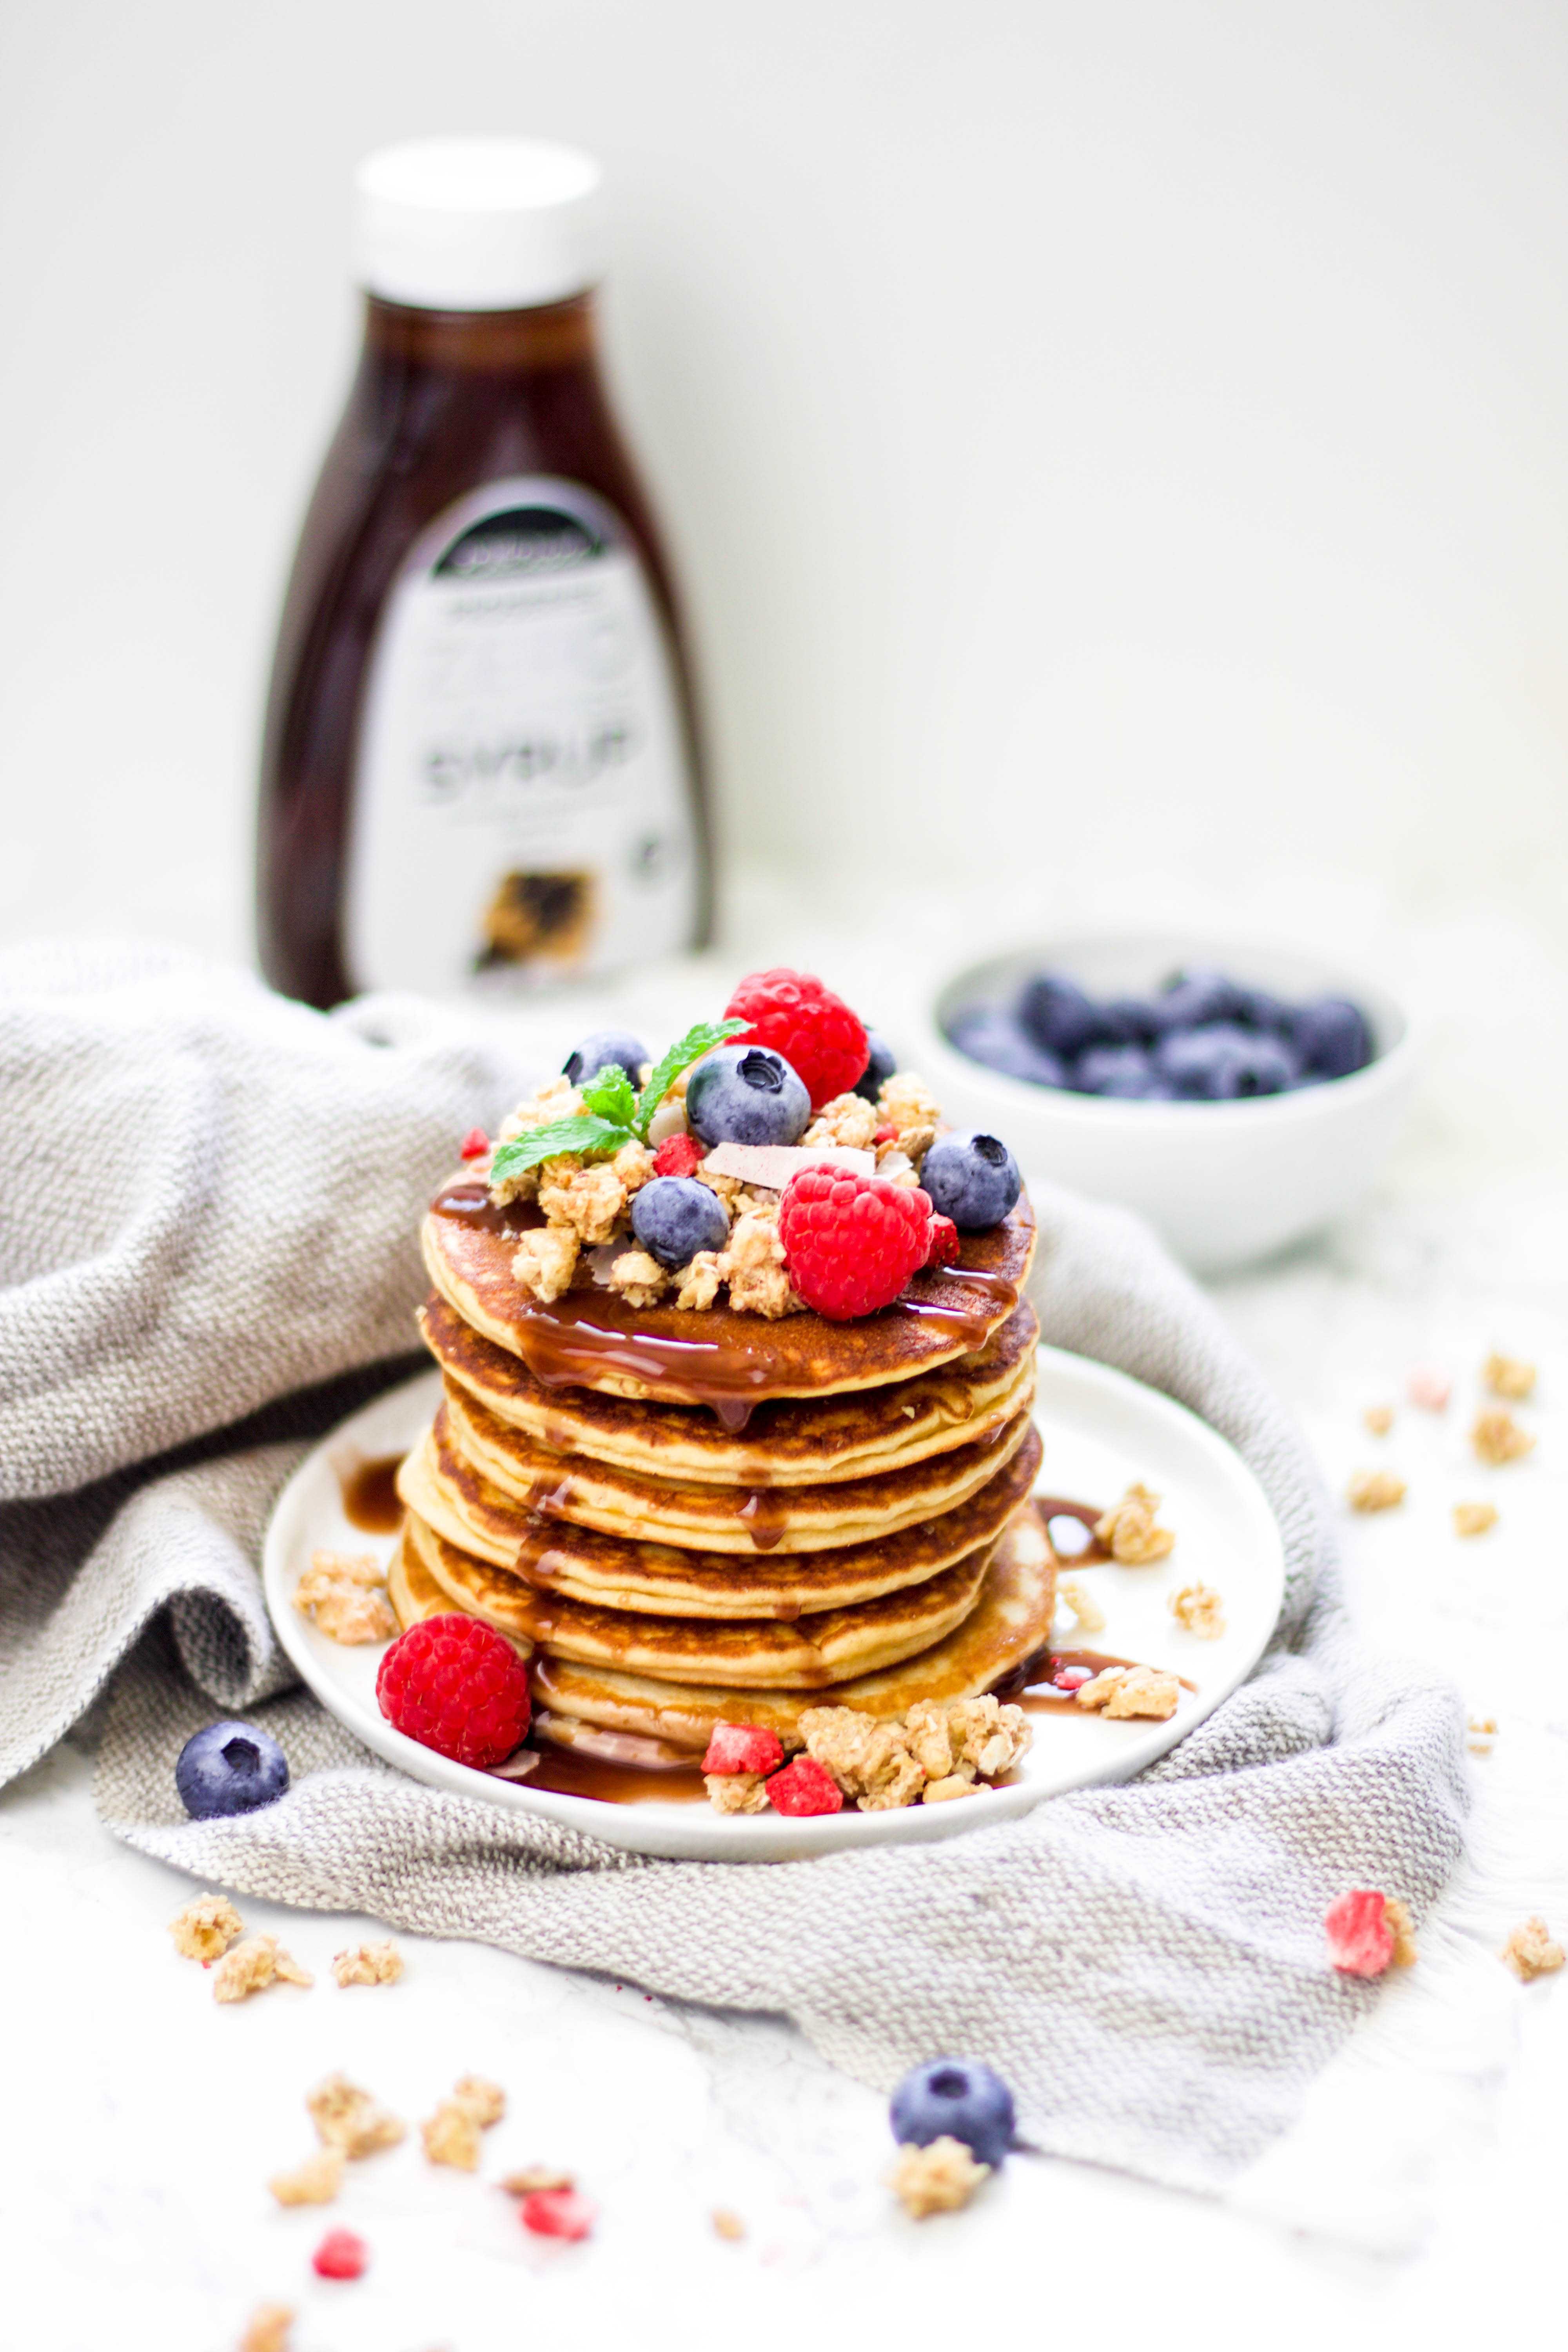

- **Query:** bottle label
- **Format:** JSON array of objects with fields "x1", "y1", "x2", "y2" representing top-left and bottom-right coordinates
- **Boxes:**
[{"x1": 345, "y1": 476, "x2": 699, "y2": 995}]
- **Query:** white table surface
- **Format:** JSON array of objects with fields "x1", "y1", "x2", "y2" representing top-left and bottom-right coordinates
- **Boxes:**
[{"x1": 3, "y1": 895, "x2": 1564, "y2": 2352}]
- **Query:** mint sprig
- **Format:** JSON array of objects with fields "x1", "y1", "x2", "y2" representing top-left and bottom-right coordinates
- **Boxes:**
[
  {"x1": 486, "y1": 1015, "x2": 751, "y2": 1189},
  {"x1": 635, "y1": 1018, "x2": 748, "y2": 1136}
]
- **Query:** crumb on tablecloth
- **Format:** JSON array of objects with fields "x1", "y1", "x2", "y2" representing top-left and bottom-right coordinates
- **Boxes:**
[
  {"x1": 1499, "y1": 1918, "x2": 1564, "y2": 1982},
  {"x1": 169, "y1": 1893, "x2": 243, "y2": 1962},
  {"x1": 212, "y1": 1936, "x2": 312, "y2": 2004},
  {"x1": 1347, "y1": 1468, "x2": 1406, "y2": 1513},
  {"x1": 888, "y1": 2135, "x2": 990, "y2": 2218},
  {"x1": 332, "y1": 1939, "x2": 404, "y2": 1987},
  {"x1": 307, "y1": 2073, "x2": 405, "y2": 2158},
  {"x1": 268, "y1": 2149, "x2": 343, "y2": 2207}
]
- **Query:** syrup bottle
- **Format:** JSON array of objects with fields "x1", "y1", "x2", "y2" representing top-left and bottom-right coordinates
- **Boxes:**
[{"x1": 257, "y1": 138, "x2": 711, "y2": 1009}]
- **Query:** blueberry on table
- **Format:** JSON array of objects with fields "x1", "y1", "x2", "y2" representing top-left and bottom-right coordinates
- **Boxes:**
[
  {"x1": 632, "y1": 1175, "x2": 731, "y2": 1268},
  {"x1": 1290, "y1": 996, "x2": 1372, "y2": 1079},
  {"x1": 852, "y1": 1029, "x2": 900, "y2": 1102},
  {"x1": 920, "y1": 1129, "x2": 1022, "y2": 1229},
  {"x1": 175, "y1": 1721, "x2": 290, "y2": 1819},
  {"x1": 1071, "y1": 1043, "x2": 1165, "y2": 1098},
  {"x1": 1017, "y1": 971, "x2": 1105, "y2": 1058},
  {"x1": 890, "y1": 2058, "x2": 1016, "y2": 2169},
  {"x1": 562, "y1": 1029, "x2": 649, "y2": 1087},
  {"x1": 1154, "y1": 1024, "x2": 1297, "y2": 1099},
  {"x1": 686, "y1": 1044, "x2": 811, "y2": 1147},
  {"x1": 946, "y1": 1008, "x2": 1065, "y2": 1089}
]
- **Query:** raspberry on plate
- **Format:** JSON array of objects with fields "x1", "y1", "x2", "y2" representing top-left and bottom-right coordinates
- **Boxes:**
[
  {"x1": 312, "y1": 2227, "x2": 369, "y2": 2280},
  {"x1": 726, "y1": 968, "x2": 869, "y2": 1109},
  {"x1": 702, "y1": 1722, "x2": 785, "y2": 1775},
  {"x1": 765, "y1": 1756, "x2": 844, "y2": 1816},
  {"x1": 777, "y1": 1168, "x2": 934, "y2": 1321},
  {"x1": 1325, "y1": 1887, "x2": 1395, "y2": 1978},
  {"x1": 375, "y1": 1613, "x2": 532, "y2": 1769},
  {"x1": 924, "y1": 1214, "x2": 960, "y2": 1270}
]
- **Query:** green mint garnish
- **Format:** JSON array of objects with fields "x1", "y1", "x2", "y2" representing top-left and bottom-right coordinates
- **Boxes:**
[
  {"x1": 580, "y1": 1064, "x2": 638, "y2": 1129},
  {"x1": 634, "y1": 1018, "x2": 748, "y2": 1138},
  {"x1": 487, "y1": 1114, "x2": 634, "y2": 1186}
]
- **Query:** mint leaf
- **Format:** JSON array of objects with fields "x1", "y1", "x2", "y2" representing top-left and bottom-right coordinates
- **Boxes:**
[
  {"x1": 635, "y1": 1018, "x2": 749, "y2": 1138},
  {"x1": 581, "y1": 1064, "x2": 637, "y2": 1129},
  {"x1": 487, "y1": 1114, "x2": 633, "y2": 1186}
]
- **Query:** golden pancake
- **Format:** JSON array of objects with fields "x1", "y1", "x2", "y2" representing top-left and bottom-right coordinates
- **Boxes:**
[
  {"x1": 440, "y1": 1376, "x2": 1036, "y2": 1554},
  {"x1": 397, "y1": 1417, "x2": 1043, "y2": 1617},
  {"x1": 419, "y1": 1293, "x2": 1040, "y2": 1486},
  {"x1": 402, "y1": 1506, "x2": 993, "y2": 1689},
  {"x1": 528, "y1": 1505, "x2": 1056, "y2": 1748},
  {"x1": 422, "y1": 1184, "x2": 1036, "y2": 1416},
  {"x1": 385, "y1": 1528, "x2": 532, "y2": 1659}
]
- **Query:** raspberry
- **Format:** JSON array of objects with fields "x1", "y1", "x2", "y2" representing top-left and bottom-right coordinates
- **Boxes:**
[
  {"x1": 777, "y1": 1170, "x2": 933, "y2": 1321},
  {"x1": 725, "y1": 969, "x2": 869, "y2": 1109},
  {"x1": 765, "y1": 1756, "x2": 844, "y2": 1817},
  {"x1": 312, "y1": 2228, "x2": 368, "y2": 2280},
  {"x1": 873, "y1": 1123, "x2": 898, "y2": 1145},
  {"x1": 375, "y1": 1613, "x2": 532, "y2": 1769},
  {"x1": 1325, "y1": 1888, "x2": 1395, "y2": 1978},
  {"x1": 924, "y1": 1214, "x2": 960, "y2": 1270},
  {"x1": 702, "y1": 1722, "x2": 785, "y2": 1775},
  {"x1": 459, "y1": 1127, "x2": 490, "y2": 1160},
  {"x1": 653, "y1": 1132, "x2": 704, "y2": 1180},
  {"x1": 520, "y1": 2188, "x2": 597, "y2": 2240}
]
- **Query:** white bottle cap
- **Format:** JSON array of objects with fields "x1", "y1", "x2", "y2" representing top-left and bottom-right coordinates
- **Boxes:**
[{"x1": 353, "y1": 137, "x2": 604, "y2": 312}]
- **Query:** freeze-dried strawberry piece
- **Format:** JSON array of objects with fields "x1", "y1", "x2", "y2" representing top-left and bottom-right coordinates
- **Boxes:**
[
  {"x1": 924, "y1": 1214, "x2": 960, "y2": 1270},
  {"x1": 459, "y1": 1128, "x2": 490, "y2": 1160},
  {"x1": 653, "y1": 1132, "x2": 704, "y2": 1180},
  {"x1": 765, "y1": 1756, "x2": 844, "y2": 1817},
  {"x1": 312, "y1": 2228, "x2": 369, "y2": 2280},
  {"x1": 702, "y1": 1722, "x2": 785, "y2": 1776},
  {"x1": 1051, "y1": 1665, "x2": 1092, "y2": 1692},
  {"x1": 873, "y1": 1124, "x2": 898, "y2": 1146},
  {"x1": 520, "y1": 2188, "x2": 597, "y2": 2240},
  {"x1": 1325, "y1": 1888, "x2": 1395, "y2": 1978}
]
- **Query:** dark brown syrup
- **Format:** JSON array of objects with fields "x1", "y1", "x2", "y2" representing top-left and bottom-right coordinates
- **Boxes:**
[
  {"x1": 519, "y1": 1720, "x2": 707, "y2": 1804},
  {"x1": 1033, "y1": 1495, "x2": 1111, "y2": 1562},
  {"x1": 340, "y1": 1453, "x2": 407, "y2": 1533},
  {"x1": 737, "y1": 1489, "x2": 790, "y2": 1550}
]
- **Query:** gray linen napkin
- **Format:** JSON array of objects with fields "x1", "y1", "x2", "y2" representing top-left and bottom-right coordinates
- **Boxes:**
[{"x1": 0, "y1": 940, "x2": 1467, "y2": 2196}]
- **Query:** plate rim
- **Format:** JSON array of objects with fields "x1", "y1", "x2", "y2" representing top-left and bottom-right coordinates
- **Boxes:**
[{"x1": 261, "y1": 1345, "x2": 1286, "y2": 1862}]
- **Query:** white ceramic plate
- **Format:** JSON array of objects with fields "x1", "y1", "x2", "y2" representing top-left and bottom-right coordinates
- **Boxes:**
[{"x1": 263, "y1": 1351, "x2": 1285, "y2": 1862}]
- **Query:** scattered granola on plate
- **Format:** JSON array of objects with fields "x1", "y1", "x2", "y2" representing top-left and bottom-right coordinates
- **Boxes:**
[
  {"x1": 1094, "y1": 1481, "x2": 1176, "y2": 1564},
  {"x1": 293, "y1": 1550, "x2": 396, "y2": 1644},
  {"x1": 1074, "y1": 1664, "x2": 1181, "y2": 1720},
  {"x1": 1169, "y1": 1582, "x2": 1225, "y2": 1639}
]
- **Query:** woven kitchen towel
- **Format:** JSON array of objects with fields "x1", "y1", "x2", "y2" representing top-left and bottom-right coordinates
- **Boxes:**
[{"x1": 0, "y1": 940, "x2": 1468, "y2": 2195}]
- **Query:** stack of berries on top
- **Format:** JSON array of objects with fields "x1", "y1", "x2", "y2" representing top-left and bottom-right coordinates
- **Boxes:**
[
  {"x1": 463, "y1": 967, "x2": 1022, "y2": 1322},
  {"x1": 948, "y1": 964, "x2": 1375, "y2": 1101}
]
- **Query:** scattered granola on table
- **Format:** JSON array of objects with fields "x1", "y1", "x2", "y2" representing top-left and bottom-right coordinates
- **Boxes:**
[
  {"x1": 212, "y1": 1935, "x2": 312, "y2": 2004},
  {"x1": 502, "y1": 2166, "x2": 574, "y2": 2197},
  {"x1": 1472, "y1": 1409, "x2": 1534, "y2": 1467},
  {"x1": 168, "y1": 1892, "x2": 242, "y2": 1962},
  {"x1": 711, "y1": 2207, "x2": 746, "y2": 2241},
  {"x1": 331, "y1": 1939, "x2": 404, "y2": 1988},
  {"x1": 888, "y1": 2136, "x2": 990, "y2": 2219},
  {"x1": 1483, "y1": 1353, "x2": 1536, "y2": 1402},
  {"x1": 422, "y1": 2099, "x2": 482, "y2": 2171},
  {"x1": 293, "y1": 1550, "x2": 396, "y2": 1643},
  {"x1": 1362, "y1": 1404, "x2": 1395, "y2": 1436},
  {"x1": 268, "y1": 2149, "x2": 343, "y2": 2208},
  {"x1": 1383, "y1": 1896, "x2": 1419, "y2": 1968},
  {"x1": 1094, "y1": 1482, "x2": 1176, "y2": 1564},
  {"x1": 452, "y1": 2074, "x2": 506, "y2": 2129},
  {"x1": 1499, "y1": 1918, "x2": 1565, "y2": 1982},
  {"x1": 1347, "y1": 1468, "x2": 1406, "y2": 1514},
  {"x1": 1169, "y1": 1582, "x2": 1225, "y2": 1639},
  {"x1": 307, "y1": 2073, "x2": 405, "y2": 2159},
  {"x1": 1466, "y1": 1713, "x2": 1497, "y2": 1755},
  {"x1": 1453, "y1": 1501, "x2": 1498, "y2": 1539},
  {"x1": 1075, "y1": 1664, "x2": 1181, "y2": 1720},
  {"x1": 238, "y1": 2305, "x2": 294, "y2": 2352}
]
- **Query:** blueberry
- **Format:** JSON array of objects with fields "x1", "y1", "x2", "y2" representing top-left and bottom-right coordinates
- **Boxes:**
[
  {"x1": 1290, "y1": 996, "x2": 1372, "y2": 1080},
  {"x1": 946, "y1": 1008, "x2": 1066, "y2": 1089},
  {"x1": 889, "y1": 2058, "x2": 1015, "y2": 2169},
  {"x1": 1230, "y1": 985, "x2": 1292, "y2": 1035},
  {"x1": 1151, "y1": 966, "x2": 1243, "y2": 1033},
  {"x1": 920, "y1": 1129, "x2": 1022, "y2": 1229},
  {"x1": 1154, "y1": 1024, "x2": 1298, "y2": 1099},
  {"x1": 852, "y1": 1030, "x2": 899, "y2": 1103},
  {"x1": 175, "y1": 1720, "x2": 290, "y2": 1820},
  {"x1": 1098, "y1": 995, "x2": 1162, "y2": 1045},
  {"x1": 1017, "y1": 971, "x2": 1105, "y2": 1058},
  {"x1": 1071, "y1": 1043, "x2": 1165, "y2": 1098},
  {"x1": 562, "y1": 1029, "x2": 648, "y2": 1088},
  {"x1": 631, "y1": 1175, "x2": 730, "y2": 1269},
  {"x1": 685, "y1": 1044, "x2": 811, "y2": 1147}
]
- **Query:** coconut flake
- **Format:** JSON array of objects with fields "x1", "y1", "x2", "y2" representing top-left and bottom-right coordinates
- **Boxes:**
[{"x1": 700, "y1": 1142, "x2": 875, "y2": 1191}]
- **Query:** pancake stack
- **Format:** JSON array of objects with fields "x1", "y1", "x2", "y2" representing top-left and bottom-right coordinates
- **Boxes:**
[{"x1": 387, "y1": 1169, "x2": 1055, "y2": 1769}]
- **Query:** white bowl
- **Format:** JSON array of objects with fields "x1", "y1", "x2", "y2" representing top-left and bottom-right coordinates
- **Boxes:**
[{"x1": 914, "y1": 930, "x2": 1420, "y2": 1276}]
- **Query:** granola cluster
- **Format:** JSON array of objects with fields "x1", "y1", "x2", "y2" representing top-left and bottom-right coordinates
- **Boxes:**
[
  {"x1": 485, "y1": 1058, "x2": 946, "y2": 1319},
  {"x1": 704, "y1": 1695, "x2": 1032, "y2": 1814},
  {"x1": 1075, "y1": 1664, "x2": 1181, "y2": 1719},
  {"x1": 1094, "y1": 1482, "x2": 1176, "y2": 1564},
  {"x1": 888, "y1": 2135, "x2": 990, "y2": 2218},
  {"x1": 293, "y1": 1550, "x2": 396, "y2": 1644},
  {"x1": 421, "y1": 2074, "x2": 506, "y2": 2171}
]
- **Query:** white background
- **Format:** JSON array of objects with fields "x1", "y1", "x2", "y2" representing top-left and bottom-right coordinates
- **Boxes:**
[{"x1": 1, "y1": 0, "x2": 1566, "y2": 963}]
